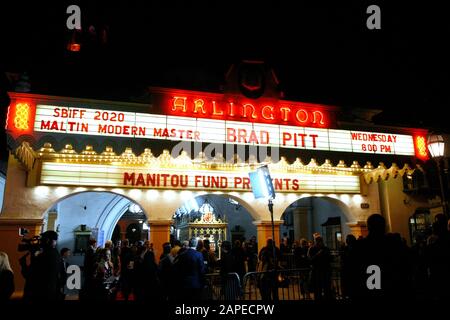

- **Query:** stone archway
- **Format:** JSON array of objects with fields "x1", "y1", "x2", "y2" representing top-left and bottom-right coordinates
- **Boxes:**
[
  {"x1": 279, "y1": 195, "x2": 354, "y2": 249},
  {"x1": 41, "y1": 191, "x2": 149, "y2": 263}
]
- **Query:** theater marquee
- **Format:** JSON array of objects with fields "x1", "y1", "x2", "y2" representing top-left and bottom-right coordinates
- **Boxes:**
[
  {"x1": 28, "y1": 104, "x2": 419, "y2": 157},
  {"x1": 39, "y1": 162, "x2": 361, "y2": 194},
  {"x1": 5, "y1": 90, "x2": 429, "y2": 160}
]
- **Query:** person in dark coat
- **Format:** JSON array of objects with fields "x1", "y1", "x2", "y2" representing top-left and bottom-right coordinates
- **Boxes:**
[
  {"x1": 135, "y1": 241, "x2": 160, "y2": 301},
  {"x1": 245, "y1": 236, "x2": 258, "y2": 273},
  {"x1": 119, "y1": 239, "x2": 135, "y2": 300},
  {"x1": 173, "y1": 238, "x2": 206, "y2": 301},
  {"x1": 0, "y1": 251, "x2": 15, "y2": 301},
  {"x1": 350, "y1": 214, "x2": 412, "y2": 302},
  {"x1": 307, "y1": 235, "x2": 332, "y2": 301},
  {"x1": 219, "y1": 241, "x2": 238, "y2": 299},
  {"x1": 231, "y1": 240, "x2": 246, "y2": 284},
  {"x1": 81, "y1": 238, "x2": 97, "y2": 300},
  {"x1": 21, "y1": 231, "x2": 62, "y2": 301},
  {"x1": 258, "y1": 239, "x2": 281, "y2": 301}
]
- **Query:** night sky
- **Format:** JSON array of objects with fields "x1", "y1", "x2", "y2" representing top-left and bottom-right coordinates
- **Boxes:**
[{"x1": 2, "y1": 1, "x2": 450, "y2": 131}]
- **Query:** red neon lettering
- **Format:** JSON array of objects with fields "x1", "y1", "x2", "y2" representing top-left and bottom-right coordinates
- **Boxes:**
[
  {"x1": 212, "y1": 100, "x2": 223, "y2": 115},
  {"x1": 312, "y1": 110, "x2": 325, "y2": 125},
  {"x1": 280, "y1": 107, "x2": 291, "y2": 121},
  {"x1": 172, "y1": 97, "x2": 187, "y2": 112},
  {"x1": 296, "y1": 109, "x2": 308, "y2": 123},
  {"x1": 261, "y1": 105, "x2": 275, "y2": 120},
  {"x1": 228, "y1": 102, "x2": 235, "y2": 117},
  {"x1": 242, "y1": 104, "x2": 257, "y2": 119},
  {"x1": 193, "y1": 99, "x2": 206, "y2": 114}
]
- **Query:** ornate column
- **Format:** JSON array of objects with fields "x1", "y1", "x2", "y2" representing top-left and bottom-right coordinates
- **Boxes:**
[
  {"x1": 148, "y1": 219, "x2": 172, "y2": 261},
  {"x1": 292, "y1": 207, "x2": 309, "y2": 240},
  {"x1": 253, "y1": 220, "x2": 284, "y2": 253}
]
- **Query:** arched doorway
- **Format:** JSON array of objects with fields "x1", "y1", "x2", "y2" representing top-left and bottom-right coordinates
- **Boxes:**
[
  {"x1": 280, "y1": 196, "x2": 351, "y2": 251},
  {"x1": 41, "y1": 191, "x2": 149, "y2": 266}
]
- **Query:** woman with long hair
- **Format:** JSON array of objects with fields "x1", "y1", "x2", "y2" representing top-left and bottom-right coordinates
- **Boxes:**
[{"x1": 0, "y1": 251, "x2": 15, "y2": 300}]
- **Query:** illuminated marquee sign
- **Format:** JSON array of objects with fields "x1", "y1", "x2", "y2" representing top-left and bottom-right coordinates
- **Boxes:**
[
  {"x1": 160, "y1": 94, "x2": 330, "y2": 128},
  {"x1": 40, "y1": 162, "x2": 361, "y2": 194},
  {"x1": 29, "y1": 104, "x2": 422, "y2": 157}
]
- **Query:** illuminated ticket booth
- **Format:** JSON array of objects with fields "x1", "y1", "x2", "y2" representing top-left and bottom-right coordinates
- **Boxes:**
[{"x1": 0, "y1": 74, "x2": 432, "y2": 295}]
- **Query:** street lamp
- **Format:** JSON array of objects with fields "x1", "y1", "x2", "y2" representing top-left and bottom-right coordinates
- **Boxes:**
[
  {"x1": 249, "y1": 165, "x2": 277, "y2": 262},
  {"x1": 427, "y1": 134, "x2": 448, "y2": 217}
]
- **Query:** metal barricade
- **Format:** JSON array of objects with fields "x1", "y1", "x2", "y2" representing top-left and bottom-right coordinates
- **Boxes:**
[
  {"x1": 203, "y1": 272, "x2": 242, "y2": 300},
  {"x1": 203, "y1": 267, "x2": 343, "y2": 301},
  {"x1": 242, "y1": 268, "x2": 311, "y2": 300}
]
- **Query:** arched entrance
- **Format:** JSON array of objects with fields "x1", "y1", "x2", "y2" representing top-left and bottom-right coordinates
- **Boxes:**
[
  {"x1": 280, "y1": 196, "x2": 352, "y2": 251},
  {"x1": 172, "y1": 194, "x2": 257, "y2": 258},
  {"x1": 41, "y1": 191, "x2": 149, "y2": 266}
]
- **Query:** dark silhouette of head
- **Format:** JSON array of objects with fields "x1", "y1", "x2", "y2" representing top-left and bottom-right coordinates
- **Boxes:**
[
  {"x1": 367, "y1": 214, "x2": 386, "y2": 237},
  {"x1": 221, "y1": 240, "x2": 232, "y2": 252},
  {"x1": 346, "y1": 234, "x2": 356, "y2": 246},
  {"x1": 189, "y1": 238, "x2": 198, "y2": 248},
  {"x1": 162, "y1": 242, "x2": 171, "y2": 254},
  {"x1": 196, "y1": 239, "x2": 204, "y2": 251},
  {"x1": 40, "y1": 230, "x2": 58, "y2": 249},
  {"x1": 314, "y1": 236, "x2": 324, "y2": 247}
]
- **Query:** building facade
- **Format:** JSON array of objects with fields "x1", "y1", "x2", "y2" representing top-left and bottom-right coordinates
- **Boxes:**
[{"x1": 0, "y1": 70, "x2": 438, "y2": 295}]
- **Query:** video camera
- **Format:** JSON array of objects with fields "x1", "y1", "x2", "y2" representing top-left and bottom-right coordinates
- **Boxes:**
[
  {"x1": 18, "y1": 235, "x2": 42, "y2": 253},
  {"x1": 17, "y1": 228, "x2": 41, "y2": 253},
  {"x1": 17, "y1": 228, "x2": 58, "y2": 253}
]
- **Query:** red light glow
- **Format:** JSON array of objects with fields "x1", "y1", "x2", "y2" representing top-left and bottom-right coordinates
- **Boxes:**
[
  {"x1": 5, "y1": 101, "x2": 36, "y2": 136},
  {"x1": 153, "y1": 88, "x2": 333, "y2": 128},
  {"x1": 414, "y1": 135, "x2": 429, "y2": 160}
]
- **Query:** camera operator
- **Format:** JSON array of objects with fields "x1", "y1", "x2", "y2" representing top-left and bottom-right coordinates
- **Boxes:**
[{"x1": 19, "y1": 230, "x2": 63, "y2": 301}]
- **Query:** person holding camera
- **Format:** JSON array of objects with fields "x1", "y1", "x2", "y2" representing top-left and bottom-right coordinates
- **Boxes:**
[{"x1": 19, "y1": 230, "x2": 63, "y2": 301}]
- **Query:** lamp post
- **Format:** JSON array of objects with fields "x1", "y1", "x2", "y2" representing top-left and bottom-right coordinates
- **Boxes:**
[
  {"x1": 427, "y1": 134, "x2": 448, "y2": 218},
  {"x1": 249, "y1": 165, "x2": 277, "y2": 263}
]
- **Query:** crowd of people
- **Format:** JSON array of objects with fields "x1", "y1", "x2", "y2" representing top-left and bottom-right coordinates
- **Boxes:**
[
  {"x1": 1, "y1": 213, "x2": 450, "y2": 302},
  {"x1": 275, "y1": 213, "x2": 450, "y2": 301}
]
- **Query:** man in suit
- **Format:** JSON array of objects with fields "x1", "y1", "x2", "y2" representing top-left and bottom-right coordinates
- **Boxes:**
[
  {"x1": 173, "y1": 238, "x2": 206, "y2": 301},
  {"x1": 81, "y1": 238, "x2": 97, "y2": 300}
]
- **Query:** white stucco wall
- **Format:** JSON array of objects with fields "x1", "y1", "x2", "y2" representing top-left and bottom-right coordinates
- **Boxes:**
[
  {"x1": 43, "y1": 192, "x2": 135, "y2": 266},
  {"x1": 0, "y1": 174, "x2": 5, "y2": 213}
]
